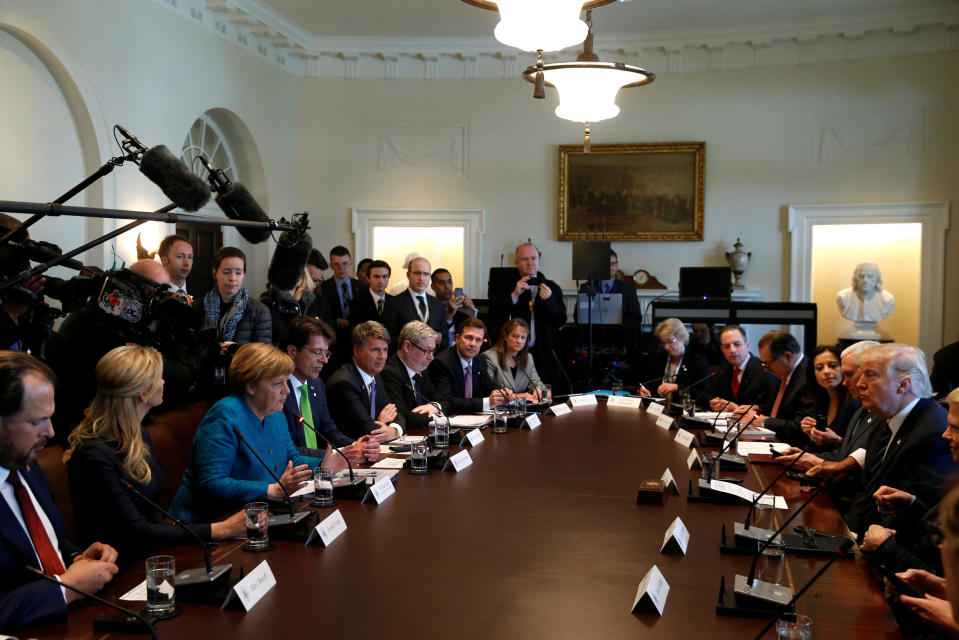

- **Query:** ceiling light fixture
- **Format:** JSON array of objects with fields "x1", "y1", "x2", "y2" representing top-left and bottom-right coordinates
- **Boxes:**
[
  {"x1": 522, "y1": 11, "x2": 654, "y2": 152},
  {"x1": 461, "y1": 0, "x2": 615, "y2": 52}
]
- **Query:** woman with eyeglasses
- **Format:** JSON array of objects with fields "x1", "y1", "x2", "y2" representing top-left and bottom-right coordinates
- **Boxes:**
[{"x1": 638, "y1": 317, "x2": 711, "y2": 405}]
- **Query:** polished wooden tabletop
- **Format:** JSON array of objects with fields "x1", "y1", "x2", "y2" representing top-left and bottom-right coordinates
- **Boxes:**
[{"x1": 23, "y1": 400, "x2": 901, "y2": 639}]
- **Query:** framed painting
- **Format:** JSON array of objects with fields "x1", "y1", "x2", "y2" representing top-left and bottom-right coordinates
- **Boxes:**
[{"x1": 558, "y1": 142, "x2": 705, "y2": 241}]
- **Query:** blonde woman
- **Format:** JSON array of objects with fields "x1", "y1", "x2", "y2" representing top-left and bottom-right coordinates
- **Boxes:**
[
  {"x1": 65, "y1": 345, "x2": 245, "y2": 563},
  {"x1": 638, "y1": 317, "x2": 711, "y2": 402}
]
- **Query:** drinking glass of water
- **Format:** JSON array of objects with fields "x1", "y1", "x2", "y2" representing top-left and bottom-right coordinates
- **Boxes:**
[
  {"x1": 410, "y1": 439, "x2": 429, "y2": 473},
  {"x1": 312, "y1": 467, "x2": 335, "y2": 507},
  {"x1": 244, "y1": 501, "x2": 269, "y2": 550},
  {"x1": 145, "y1": 555, "x2": 175, "y2": 616}
]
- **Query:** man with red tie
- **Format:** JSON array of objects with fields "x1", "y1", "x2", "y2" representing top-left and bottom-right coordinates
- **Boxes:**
[
  {"x1": 708, "y1": 325, "x2": 778, "y2": 413},
  {"x1": 0, "y1": 351, "x2": 119, "y2": 630},
  {"x1": 734, "y1": 330, "x2": 812, "y2": 446}
]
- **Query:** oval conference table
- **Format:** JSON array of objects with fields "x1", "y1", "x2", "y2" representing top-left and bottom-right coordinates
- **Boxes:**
[{"x1": 21, "y1": 399, "x2": 901, "y2": 639}]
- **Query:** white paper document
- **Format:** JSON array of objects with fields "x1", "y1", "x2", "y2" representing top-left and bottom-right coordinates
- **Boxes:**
[
  {"x1": 737, "y1": 442, "x2": 791, "y2": 456},
  {"x1": 372, "y1": 457, "x2": 407, "y2": 469},
  {"x1": 448, "y1": 414, "x2": 492, "y2": 428},
  {"x1": 120, "y1": 579, "x2": 173, "y2": 602},
  {"x1": 709, "y1": 479, "x2": 787, "y2": 509}
]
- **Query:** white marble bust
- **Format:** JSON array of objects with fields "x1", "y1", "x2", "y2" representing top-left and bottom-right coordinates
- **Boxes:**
[{"x1": 836, "y1": 262, "x2": 895, "y2": 323}]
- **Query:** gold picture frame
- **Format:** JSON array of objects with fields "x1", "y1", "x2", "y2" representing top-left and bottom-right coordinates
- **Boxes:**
[{"x1": 558, "y1": 142, "x2": 705, "y2": 241}]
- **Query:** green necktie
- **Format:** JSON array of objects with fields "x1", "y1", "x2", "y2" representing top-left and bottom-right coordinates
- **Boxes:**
[{"x1": 299, "y1": 383, "x2": 317, "y2": 449}]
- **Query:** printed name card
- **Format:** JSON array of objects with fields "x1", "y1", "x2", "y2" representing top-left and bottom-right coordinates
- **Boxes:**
[
  {"x1": 631, "y1": 565, "x2": 670, "y2": 616},
  {"x1": 569, "y1": 394, "x2": 598, "y2": 408},
  {"x1": 660, "y1": 517, "x2": 690, "y2": 555},
  {"x1": 674, "y1": 429, "x2": 697, "y2": 448},
  {"x1": 362, "y1": 475, "x2": 396, "y2": 504},
  {"x1": 465, "y1": 428, "x2": 485, "y2": 447},
  {"x1": 306, "y1": 509, "x2": 347, "y2": 547},
  {"x1": 222, "y1": 560, "x2": 275, "y2": 612},
  {"x1": 523, "y1": 414, "x2": 542, "y2": 430},
  {"x1": 647, "y1": 402, "x2": 666, "y2": 416},
  {"x1": 660, "y1": 468, "x2": 679, "y2": 494},
  {"x1": 686, "y1": 449, "x2": 702, "y2": 470},
  {"x1": 607, "y1": 395, "x2": 642, "y2": 409},
  {"x1": 549, "y1": 403, "x2": 572, "y2": 416},
  {"x1": 445, "y1": 449, "x2": 473, "y2": 472},
  {"x1": 655, "y1": 414, "x2": 674, "y2": 430}
]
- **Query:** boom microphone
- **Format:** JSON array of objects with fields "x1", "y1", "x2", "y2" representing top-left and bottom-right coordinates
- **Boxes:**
[
  {"x1": 214, "y1": 182, "x2": 272, "y2": 244},
  {"x1": 267, "y1": 227, "x2": 313, "y2": 291},
  {"x1": 137, "y1": 145, "x2": 211, "y2": 212}
]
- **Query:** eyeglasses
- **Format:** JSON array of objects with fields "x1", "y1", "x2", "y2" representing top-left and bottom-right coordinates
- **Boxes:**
[
  {"x1": 308, "y1": 349, "x2": 332, "y2": 360},
  {"x1": 409, "y1": 342, "x2": 437, "y2": 356},
  {"x1": 409, "y1": 271, "x2": 431, "y2": 277},
  {"x1": 660, "y1": 337, "x2": 679, "y2": 347}
]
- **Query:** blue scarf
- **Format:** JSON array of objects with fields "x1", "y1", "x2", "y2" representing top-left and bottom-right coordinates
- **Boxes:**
[{"x1": 203, "y1": 286, "x2": 249, "y2": 342}]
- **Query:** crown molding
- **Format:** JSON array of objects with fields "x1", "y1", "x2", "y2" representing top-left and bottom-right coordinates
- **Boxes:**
[{"x1": 151, "y1": 0, "x2": 959, "y2": 79}]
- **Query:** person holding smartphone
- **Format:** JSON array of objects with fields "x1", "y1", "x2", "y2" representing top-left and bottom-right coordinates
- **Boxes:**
[{"x1": 431, "y1": 268, "x2": 477, "y2": 347}]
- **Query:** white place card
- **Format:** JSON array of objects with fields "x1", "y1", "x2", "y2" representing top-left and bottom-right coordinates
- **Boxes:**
[
  {"x1": 674, "y1": 429, "x2": 697, "y2": 448},
  {"x1": 465, "y1": 428, "x2": 485, "y2": 446},
  {"x1": 631, "y1": 565, "x2": 670, "y2": 616},
  {"x1": 687, "y1": 449, "x2": 702, "y2": 470},
  {"x1": 222, "y1": 560, "x2": 275, "y2": 612},
  {"x1": 549, "y1": 403, "x2": 572, "y2": 416},
  {"x1": 660, "y1": 468, "x2": 679, "y2": 494},
  {"x1": 660, "y1": 517, "x2": 690, "y2": 555},
  {"x1": 655, "y1": 414, "x2": 674, "y2": 430},
  {"x1": 362, "y1": 475, "x2": 396, "y2": 504},
  {"x1": 523, "y1": 414, "x2": 542, "y2": 430},
  {"x1": 305, "y1": 509, "x2": 347, "y2": 547},
  {"x1": 647, "y1": 402, "x2": 666, "y2": 416},
  {"x1": 445, "y1": 449, "x2": 473, "y2": 472},
  {"x1": 569, "y1": 394, "x2": 598, "y2": 407},
  {"x1": 607, "y1": 395, "x2": 642, "y2": 409}
]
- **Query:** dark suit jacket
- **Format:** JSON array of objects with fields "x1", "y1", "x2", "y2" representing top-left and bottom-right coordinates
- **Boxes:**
[
  {"x1": 381, "y1": 290, "x2": 450, "y2": 350},
  {"x1": 283, "y1": 379, "x2": 355, "y2": 454},
  {"x1": 710, "y1": 354, "x2": 778, "y2": 409},
  {"x1": 380, "y1": 355, "x2": 474, "y2": 432},
  {"x1": 763, "y1": 357, "x2": 813, "y2": 446},
  {"x1": 428, "y1": 347, "x2": 499, "y2": 413},
  {"x1": 325, "y1": 362, "x2": 406, "y2": 439},
  {"x1": 931, "y1": 340, "x2": 959, "y2": 399},
  {"x1": 370, "y1": 291, "x2": 392, "y2": 317},
  {"x1": 846, "y1": 397, "x2": 956, "y2": 536},
  {"x1": 577, "y1": 279, "x2": 641, "y2": 326},
  {"x1": 320, "y1": 278, "x2": 377, "y2": 376},
  {"x1": 642, "y1": 350, "x2": 712, "y2": 408},
  {"x1": 0, "y1": 465, "x2": 82, "y2": 630},
  {"x1": 488, "y1": 270, "x2": 567, "y2": 384}
]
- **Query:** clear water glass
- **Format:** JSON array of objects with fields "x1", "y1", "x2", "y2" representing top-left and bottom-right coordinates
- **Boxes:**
[
  {"x1": 145, "y1": 555, "x2": 175, "y2": 615},
  {"x1": 244, "y1": 501, "x2": 269, "y2": 549}
]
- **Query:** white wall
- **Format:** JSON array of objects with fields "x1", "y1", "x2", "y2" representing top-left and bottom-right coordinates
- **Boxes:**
[{"x1": 293, "y1": 51, "x2": 959, "y2": 347}]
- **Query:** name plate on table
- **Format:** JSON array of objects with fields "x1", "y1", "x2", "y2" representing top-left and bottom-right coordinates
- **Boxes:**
[
  {"x1": 687, "y1": 449, "x2": 702, "y2": 470},
  {"x1": 660, "y1": 468, "x2": 679, "y2": 494},
  {"x1": 569, "y1": 394, "x2": 598, "y2": 408},
  {"x1": 465, "y1": 428, "x2": 485, "y2": 447},
  {"x1": 647, "y1": 402, "x2": 665, "y2": 416},
  {"x1": 222, "y1": 560, "x2": 275, "y2": 611},
  {"x1": 523, "y1": 414, "x2": 542, "y2": 430},
  {"x1": 656, "y1": 414, "x2": 674, "y2": 430},
  {"x1": 674, "y1": 429, "x2": 697, "y2": 448},
  {"x1": 444, "y1": 449, "x2": 473, "y2": 472},
  {"x1": 362, "y1": 475, "x2": 396, "y2": 504},
  {"x1": 607, "y1": 395, "x2": 642, "y2": 409},
  {"x1": 660, "y1": 516, "x2": 690, "y2": 555},
  {"x1": 305, "y1": 509, "x2": 347, "y2": 547},
  {"x1": 549, "y1": 403, "x2": 572, "y2": 416},
  {"x1": 631, "y1": 565, "x2": 670, "y2": 615}
]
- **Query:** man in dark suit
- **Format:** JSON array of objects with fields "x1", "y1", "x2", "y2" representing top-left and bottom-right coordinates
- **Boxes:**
[
  {"x1": 0, "y1": 351, "x2": 119, "y2": 631},
  {"x1": 326, "y1": 321, "x2": 406, "y2": 441},
  {"x1": 431, "y1": 268, "x2": 478, "y2": 347},
  {"x1": 488, "y1": 243, "x2": 567, "y2": 386},
  {"x1": 381, "y1": 321, "x2": 477, "y2": 432},
  {"x1": 736, "y1": 330, "x2": 812, "y2": 446},
  {"x1": 367, "y1": 260, "x2": 392, "y2": 317},
  {"x1": 576, "y1": 250, "x2": 640, "y2": 327},
  {"x1": 157, "y1": 233, "x2": 194, "y2": 296},
  {"x1": 277, "y1": 316, "x2": 379, "y2": 462},
  {"x1": 319, "y1": 246, "x2": 377, "y2": 378},
  {"x1": 805, "y1": 344, "x2": 956, "y2": 537},
  {"x1": 382, "y1": 257, "x2": 449, "y2": 350},
  {"x1": 708, "y1": 325, "x2": 778, "y2": 412},
  {"x1": 429, "y1": 317, "x2": 513, "y2": 413}
]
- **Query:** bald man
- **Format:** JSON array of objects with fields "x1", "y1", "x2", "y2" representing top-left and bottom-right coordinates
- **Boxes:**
[
  {"x1": 381, "y1": 257, "x2": 450, "y2": 350},
  {"x1": 129, "y1": 259, "x2": 170, "y2": 286}
]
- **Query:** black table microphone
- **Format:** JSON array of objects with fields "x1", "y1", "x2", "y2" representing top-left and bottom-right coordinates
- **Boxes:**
[
  {"x1": 231, "y1": 427, "x2": 309, "y2": 527},
  {"x1": 743, "y1": 447, "x2": 809, "y2": 531}
]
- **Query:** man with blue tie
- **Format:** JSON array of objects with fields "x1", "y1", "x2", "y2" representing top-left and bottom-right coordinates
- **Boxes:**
[
  {"x1": 576, "y1": 250, "x2": 640, "y2": 326},
  {"x1": 326, "y1": 321, "x2": 406, "y2": 441},
  {"x1": 0, "y1": 351, "x2": 119, "y2": 630},
  {"x1": 319, "y1": 246, "x2": 376, "y2": 377},
  {"x1": 277, "y1": 316, "x2": 379, "y2": 461}
]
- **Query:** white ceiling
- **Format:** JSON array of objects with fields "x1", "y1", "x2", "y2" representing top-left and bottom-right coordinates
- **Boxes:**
[{"x1": 259, "y1": 0, "x2": 958, "y2": 40}]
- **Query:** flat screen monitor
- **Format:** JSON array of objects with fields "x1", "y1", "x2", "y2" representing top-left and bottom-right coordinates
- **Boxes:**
[{"x1": 678, "y1": 267, "x2": 732, "y2": 301}]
